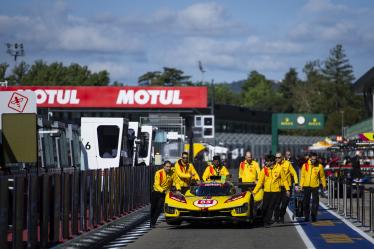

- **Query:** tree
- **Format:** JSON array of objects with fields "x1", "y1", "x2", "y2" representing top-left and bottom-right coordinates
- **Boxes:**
[
  {"x1": 322, "y1": 44, "x2": 354, "y2": 85},
  {"x1": 0, "y1": 63, "x2": 9, "y2": 81},
  {"x1": 319, "y1": 44, "x2": 364, "y2": 134},
  {"x1": 137, "y1": 67, "x2": 191, "y2": 86},
  {"x1": 212, "y1": 83, "x2": 242, "y2": 106},
  {"x1": 138, "y1": 71, "x2": 161, "y2": 85},
  {"x1": 241, "y1": 71, "x2": 284, "y2": 111},
  {"x1": 3, "y1": 60, "x2": 110, "y2": 86},
  {"x1": 279, "y1": 68, "x2": 300, "y2": 112},
  {"x1": 322, "y1": 44, "x2": 355, "y2": 110}
]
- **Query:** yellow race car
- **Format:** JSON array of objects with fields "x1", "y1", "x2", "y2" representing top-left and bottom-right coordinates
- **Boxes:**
[{"x1": 164, "y1": 180, "x2": 263, "y2": 226}]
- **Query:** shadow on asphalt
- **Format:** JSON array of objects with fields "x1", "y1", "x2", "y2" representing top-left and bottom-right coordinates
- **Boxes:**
[{"x1": 165, "y1": 220, "x2": 301, "y2": 230}]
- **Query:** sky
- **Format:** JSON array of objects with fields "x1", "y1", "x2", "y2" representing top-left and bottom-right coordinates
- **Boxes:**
[{"x1": 1, "y1": 0, "x2": 374, "y2": 85}]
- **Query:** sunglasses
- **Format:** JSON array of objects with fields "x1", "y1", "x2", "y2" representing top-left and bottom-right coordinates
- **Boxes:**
[
  {"x1": 182, "y1": 157, "x2": 188, "y2": 160},
  {"x1": 275, "y1": 157, "x2": 282, "y2": 159}
]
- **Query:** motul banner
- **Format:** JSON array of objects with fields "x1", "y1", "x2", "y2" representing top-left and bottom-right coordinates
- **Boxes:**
[{"x1": 0, "y1": 86, "x2": 208, "y2": 108}]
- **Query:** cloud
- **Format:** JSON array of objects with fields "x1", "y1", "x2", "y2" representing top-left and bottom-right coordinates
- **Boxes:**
[
  {"x1": 88, "y1": 61, "x2": 132, "y2": 81},
  {"x1": 155, "y1": 36, "x2": 301, "y2": 74},
  {"x1": 289, "y1": 0, "x2": 373, "y2": 46},
  {"x1": 303, "y1": 0, "x2": 348, "y2": 13}
]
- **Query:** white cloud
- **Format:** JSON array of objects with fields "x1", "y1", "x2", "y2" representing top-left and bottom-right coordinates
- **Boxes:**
[
  {"x1": 303, "y1": 0, "x2": 347, "y2": 13},
  {"x1": 89, "y1": 62, "x2": 132, "y2": 81},
  {"x1": 290, "y1": 0, "x2": 372, "y2": 45},
  {"x1": 56, "y1": 25, "x2": 142, "y2": 53},
  {"x1": 155, "y1": 36, "x2": 301, "y2": 75}
]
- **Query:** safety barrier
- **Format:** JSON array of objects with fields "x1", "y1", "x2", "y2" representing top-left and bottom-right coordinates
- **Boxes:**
[
  {"x1": 0, "y1": 165, "x2": 152, "y2": 249},
  {"x1": 327, "y1": 176, "x2": 374, "y2": 232}
]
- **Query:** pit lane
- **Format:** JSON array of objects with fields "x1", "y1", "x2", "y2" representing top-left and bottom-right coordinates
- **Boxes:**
[{"x1": 124, "y1": 214, "x2": 306, "y2": 249}]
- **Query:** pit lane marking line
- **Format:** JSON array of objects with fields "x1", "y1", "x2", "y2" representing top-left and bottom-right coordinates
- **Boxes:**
[
  {"x1": 319, "y1": 202, "x2": 374, "y2": 245},
  {"x1": 286, "y1": 207, "x2": 316, "y2": 249}
]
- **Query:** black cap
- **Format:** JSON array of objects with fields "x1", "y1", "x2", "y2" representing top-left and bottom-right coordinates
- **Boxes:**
[
  {"x1": 265, "y1": 154, "x2": 275, "y2": 162},
  {"x1": 213, "y1": 155, "x2": 221, "y2": 161}
]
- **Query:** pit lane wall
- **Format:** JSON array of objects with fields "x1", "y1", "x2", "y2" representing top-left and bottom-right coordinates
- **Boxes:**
[{"x1": 0, "y1": 166, "x2": 153, "y2": 249}]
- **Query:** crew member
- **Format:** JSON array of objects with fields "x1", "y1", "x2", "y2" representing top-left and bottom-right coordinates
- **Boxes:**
[
  {"x1": 173, "y1": 152, "x2": 200, "y2": 194},
  {"x1": 253, "y1": 155, "x2": 290, "y2": 228},
  {"x1": 239, "y1": 151, "x2": 261, "y2": 183},
  {"x1": 300, "y1": 152, "x2": 327, "y2": 222},
  {"x1": 274, "y1": 152, "x2": 299, "y2": 223},
  {"x1": 351, "y1": 150, "x2": 362, "y2": 181},
  {"x1": 202, "y1": 155, "x2": 230, "y2": 181},
  {"x1": 151, "y1": 161, "x2": 173, "y2": 228}
]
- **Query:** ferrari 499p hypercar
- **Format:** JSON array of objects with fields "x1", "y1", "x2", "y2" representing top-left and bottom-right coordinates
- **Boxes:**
[{"x1": 164, "y1": 181, "x2": 263, "y2": 226}]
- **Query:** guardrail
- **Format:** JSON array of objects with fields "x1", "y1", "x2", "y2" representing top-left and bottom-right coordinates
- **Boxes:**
[
  {"x1": 0, "y1": 166, "x2": 152, "y2": 249},
  {"x1": 326, "y1": 176, "x2": 374, "y2": 232}
]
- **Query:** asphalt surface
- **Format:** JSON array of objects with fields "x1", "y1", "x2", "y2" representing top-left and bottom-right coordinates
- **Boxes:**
[
  {"x1": 125, "y1": 215, "x2": 306, "y2": 249},
  {"x1": 123, "y1": 168, "x2": 306, "y2": 249}
]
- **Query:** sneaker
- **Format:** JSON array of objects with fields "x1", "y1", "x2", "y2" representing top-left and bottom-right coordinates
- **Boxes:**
[
  {"x1": 264, "y1": 223, "x2": 271, "y2": 228},
  {"x1": 304, "y1": 217, "x2": 310, "y2": 222},
  {"x1": 280, "y1": 216, "x2": 285, "y2": 224},
  {"x1": 311, "y1": 216, "x2": 317, "y2": 222},
  {"x1": 150, "y1": 223, "x2": 156, "y2": 228}
]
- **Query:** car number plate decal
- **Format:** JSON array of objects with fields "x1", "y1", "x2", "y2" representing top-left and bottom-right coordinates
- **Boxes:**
[{"x1": 193, "y1": 199, "x2": 218, "y2": 208}]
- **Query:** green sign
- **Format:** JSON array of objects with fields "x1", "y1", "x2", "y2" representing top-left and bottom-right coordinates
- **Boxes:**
[
  {"x1": 277, "y1": 113, "x2": 324, "y2": 130},
  {"x1": 272, "y1": 113, "x2": 324, "y2": 154}
]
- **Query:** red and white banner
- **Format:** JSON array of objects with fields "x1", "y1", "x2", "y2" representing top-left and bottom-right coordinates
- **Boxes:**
[{"x1": 0, "y1": 86, "x2": 208, "y2": 108}]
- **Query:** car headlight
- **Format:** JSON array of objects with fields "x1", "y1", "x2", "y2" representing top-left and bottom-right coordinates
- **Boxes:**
[
  {"x1": 235, "y1": 203, "x2": 248, "y2": 214},
  {"x1": 164, "y1": 204, "x2": 176, "y2": 214}
]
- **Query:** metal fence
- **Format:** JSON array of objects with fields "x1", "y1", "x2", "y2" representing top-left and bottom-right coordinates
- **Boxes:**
[
  {"x1": 326, "y1": 175, "x2": 374, "y2": 232},
  {"x1": 0, "y1": 166, "x2": 152, "y2": 249}
]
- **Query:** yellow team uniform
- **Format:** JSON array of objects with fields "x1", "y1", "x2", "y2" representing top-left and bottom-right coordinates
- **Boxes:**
[
  {"x1": 202, "y1": 164, "x2": 230, "y2": 181},
  {"x1": 153, "y1": 168, "x2": 173, "y2": 193},
  {"x1": 300, "y1": 162, "x2": 326, "y2": 188},
  {"x1": 253, "y1": 164, "x2": 290, "y2": 194},
  {"x1": 277, "y1": 160, "x2": 298, "y2": 187},
  {"x1": 239, "y1": 160, "x2": 261, "y2": 182},
  {"x1": 173, "y1": 159, "x2": 200, "y2": 190}
]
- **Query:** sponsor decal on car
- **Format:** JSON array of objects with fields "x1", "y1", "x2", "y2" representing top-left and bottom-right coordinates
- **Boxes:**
[{"x1": 193, "y1": 199, "x2": 218, "y2": 208}]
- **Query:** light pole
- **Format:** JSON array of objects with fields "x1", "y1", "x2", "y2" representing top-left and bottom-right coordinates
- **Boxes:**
[
  {"x1": 6, "y1": 43, "x2": 25, "y2": 65},
  {"x1": 198, "y1": 60, "x2": 205, "y2": 84}
]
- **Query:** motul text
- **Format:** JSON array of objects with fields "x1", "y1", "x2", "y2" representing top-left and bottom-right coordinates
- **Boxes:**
[{"x1": 116, "y1": 90, "x2": 182, "y2": 105}]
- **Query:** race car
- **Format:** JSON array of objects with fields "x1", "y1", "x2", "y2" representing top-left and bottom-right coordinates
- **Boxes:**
[{"x1": 164, "y1": 180, "x2": 263, "y2": 226}]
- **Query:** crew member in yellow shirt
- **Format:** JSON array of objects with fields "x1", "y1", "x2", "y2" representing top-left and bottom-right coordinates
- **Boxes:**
[
  {"x1": 151, "y1": 160, "x2": 173, "y2": 227},
  {"x1": 202, "y1": 155, "x2": 230, "y2": 181},
  {"x1": 253, "y1": 155, "x2": 290, "y2": 228},
  {"x1": 300, "y1": 152, "x2": 326, "y2": 222},
  {"x1": 274, "y1": 152, "x2": 299, "y2": 223},
  {"x1": 239, "y1": 151, "x2": 261, "y2": 183},
  {"x1": 173, "y1": 152, "x2": 200, "y2": 194}
]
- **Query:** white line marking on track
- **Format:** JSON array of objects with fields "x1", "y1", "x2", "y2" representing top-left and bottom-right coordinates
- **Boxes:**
[
  {"x1": 286, "y1": 207, "x2": 316, "y2": 249},
  {"x1": 319, "y1": 202, "x2": 374, "y2": 244}
]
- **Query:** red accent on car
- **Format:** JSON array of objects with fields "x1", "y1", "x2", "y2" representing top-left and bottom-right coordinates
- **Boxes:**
[
  {"x1": 169, "y1": 191, "x2": 187, "y2": 203},
  {"x1": 225, "y1": 192, "x2": 247, "y2": 203}
]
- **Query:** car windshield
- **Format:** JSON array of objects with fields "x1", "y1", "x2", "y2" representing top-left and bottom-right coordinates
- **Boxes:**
[{"x1": 191, "y1": 184, "x2": 233, "y2": 196}]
